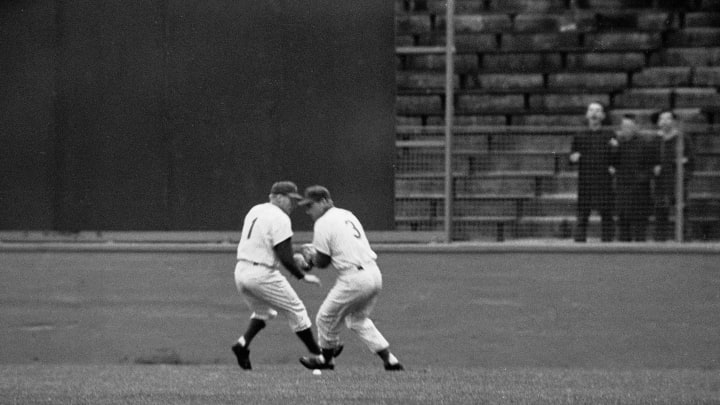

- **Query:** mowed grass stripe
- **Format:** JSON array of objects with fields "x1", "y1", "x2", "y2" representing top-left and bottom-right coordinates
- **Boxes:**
[{"x1": 0, "y1": 365, "x2": 718, "y2": 404}]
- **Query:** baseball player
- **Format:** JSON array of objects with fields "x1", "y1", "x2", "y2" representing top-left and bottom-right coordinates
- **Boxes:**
[
  {"x1": 231, "y1": 181, "x2": 327, "y2": 370},
  {"x1": 295, "y1": 185, "x2": 404, "y2": 371}
]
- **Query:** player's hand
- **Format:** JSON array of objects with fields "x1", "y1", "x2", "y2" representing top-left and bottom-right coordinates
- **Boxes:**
[
  {"x1": 293, "y1": 253, "x2": 311, "y2": 270},
  {"x1": 608, "y1": 166, "x2": 616, "y2": 176},
  {"x1": 609, "y1": 138, "x2": 619, "y2": 147},
  {"x1": 653, "y1": 165, "x2": 662, "y2": 176},
  {"x1": 301, "y1": 273, "x2": 321, "y2": 286},
  {"x1": 569, "y1": 152, "x2": 580, "y2": 163},
  {"x1": 301, "y1": 243, "x2": 317, "y2": 265}
]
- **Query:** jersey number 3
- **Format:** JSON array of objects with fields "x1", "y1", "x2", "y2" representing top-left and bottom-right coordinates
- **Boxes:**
[{"x1": 345, "y1": 220, "x2": 361, "y2": 239}]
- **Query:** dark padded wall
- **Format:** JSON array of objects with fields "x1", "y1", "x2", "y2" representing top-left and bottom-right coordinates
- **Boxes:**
[
  {"x1": 0, "y1": 0, "x2": 395, "y2": 231},
  {"x1": 0, "y1": 1, "x2": 56, "y2": 228},
  {"x1": 53, "y1": 1, "x2": 169, "y2": 230},
  {"x1": 164, "y1": 0, "x2": 396, "y2": 230}
]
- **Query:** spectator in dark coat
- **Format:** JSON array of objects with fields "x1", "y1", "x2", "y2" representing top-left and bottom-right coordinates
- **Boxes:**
[
  {"x1": 569, "y1": 102, "x2": 617, "y2": 242},
  {"x1": 614, "y1": 115, "x2": 659, "y2": 242},
  {"x1": 651, "y1": 110, "x2": 694, "y2": 241}
]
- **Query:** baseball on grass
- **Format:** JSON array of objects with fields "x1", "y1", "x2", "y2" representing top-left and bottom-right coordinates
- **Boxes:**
[{"x1": 312, "y1": 369, "x2": 322, "y2": 376}]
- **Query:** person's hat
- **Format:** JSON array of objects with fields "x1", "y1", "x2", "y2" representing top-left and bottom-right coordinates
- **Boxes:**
[
  {"x1": 270, "y1": 181, "x2": 303, "y2": 200},
  {"x1": 298, "y1": 185, "x2": 331, "y2": 206}
]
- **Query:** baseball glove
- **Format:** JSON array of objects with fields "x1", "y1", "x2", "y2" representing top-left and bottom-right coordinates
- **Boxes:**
[
  {"x1": 293, "y1": 253, "x2": 311, "y2": 270},
  {"x1": 300, "y1": 243, "x2": 318, "y2": 266}
]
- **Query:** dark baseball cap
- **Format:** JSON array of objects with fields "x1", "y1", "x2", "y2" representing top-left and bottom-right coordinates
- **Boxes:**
[
  {"x1": 270, "y1": 181, "x2": 303, "y2": 200},
  {"x1": 298, "y1": 185, "x2": 331, "y2": 206}
]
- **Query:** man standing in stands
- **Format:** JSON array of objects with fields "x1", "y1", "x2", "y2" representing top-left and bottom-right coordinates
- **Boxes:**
[
  {"x1": 569, "y1": 102, "x2": 617, "y2": 242},
  {"x1": 614, "y1": 115, "x2": 659, "y2": 242},
  {"x1": 652, "y1": 109, "x2": 694, "y2": 241}
]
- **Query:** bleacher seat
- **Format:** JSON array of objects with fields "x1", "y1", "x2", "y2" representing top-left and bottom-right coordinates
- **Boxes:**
[
  {"x1": 650, "y1": 47, "x2": 720, "y2": 66},
  {"x1": 485, "y1": 0, "x2": 566, "y2": 12},
  {"x1": 528, "y1": 93, "x2": 611, "y2": 110},
  {"x1": 684, "y1": 12, "x2": 720, "y2": 27},
  {"x1": 693, "y1": 67, "x2": 720, "y2": 86},
  {"x1": 482, "y1": 53, "x2": 564, "y2": 72},
  {"x1": 567, "y1": 52, "x2": 646, "y2": 71},
  {"x1": 631, "y1": 67, "x2": 692, "y2": 87},
  {"x1": 547, "y1": 72, "x2": 628, "y2": 89},
  {"x1": 436, "y1": 14, "x2": 513, "y2": 32},
  {"x1": 512, "y1": 114, "x2": 586, "y2": 126},
  {"x1": 697, "y1": 0, "x2": 720, "y2": 11},
  {"x1": 674, "y1": 87, "x2": 720, "y2": 109},
  {"x1": 501, "y1": 33, "x2": 582, "y2": 51},
  {"x1": 614, "y1": 88, "x2": 673, "y2": 108},
  {"x1": 476, "y1": 73, "x2": 544, "y2": 89},
  {"x1": 396, "y1": 94, "x2": 443, "y2": 115},
  {"x1": 670, "y1": 27, "x2": 720, "y2": 47},
  {"x1": 397, "y1": 71, "x2": 459, "y2": 89},
  {"x1": 457, "y1": 94, "x2": 525, "y2": 113}
]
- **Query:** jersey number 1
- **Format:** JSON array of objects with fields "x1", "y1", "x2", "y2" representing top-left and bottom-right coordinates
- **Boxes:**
[{"x1": 246, "y1": 217, "x2": 258, "y2": 239}]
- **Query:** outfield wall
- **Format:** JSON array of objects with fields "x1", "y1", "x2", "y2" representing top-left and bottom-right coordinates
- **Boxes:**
[{"x1": 0, "y1": 1, "x2": 395, "y2": 231}]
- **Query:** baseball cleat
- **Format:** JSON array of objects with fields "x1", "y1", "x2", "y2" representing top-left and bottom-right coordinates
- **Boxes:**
[
  {"x1": 299, "y1": 355, "x2": 334, "y2": 370},
  {"x1": 320, "y1": 345, "x2": 343, "y2": 362},
  {"x1": 231, "y1": 342, "x2": 252, "y2": 370},
  {"x1": 384, "y1": 362, "x2": 405, "y2": 371}
]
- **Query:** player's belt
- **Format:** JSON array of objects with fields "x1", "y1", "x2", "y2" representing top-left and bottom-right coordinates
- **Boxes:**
[{"x1": 238, "y1": 259, "x2": 272, "y2": 268}]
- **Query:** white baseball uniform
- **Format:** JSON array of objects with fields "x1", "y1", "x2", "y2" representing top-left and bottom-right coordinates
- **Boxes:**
[
  {"x1": 234, "y1": 202, "x2": 312, "y2": 332},
  {"x1": 311, "y1": 207, "x2": 390, "y2": 353}
]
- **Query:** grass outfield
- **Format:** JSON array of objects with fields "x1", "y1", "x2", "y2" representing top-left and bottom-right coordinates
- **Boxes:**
[
  {"x1": 1, "y1": 364, "x2": 719, "y2": 404},
  {"x1": 1, "y1": 247, "x2": 719, "y2": 403}
]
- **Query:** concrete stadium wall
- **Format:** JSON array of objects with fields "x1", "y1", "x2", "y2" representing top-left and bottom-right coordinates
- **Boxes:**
[
  {"x1": 1, "y1": 246, "x2": 718, "y2": 369},
  {"x1": 0, "y1": 0, "x2": 396, "y2": 231}
]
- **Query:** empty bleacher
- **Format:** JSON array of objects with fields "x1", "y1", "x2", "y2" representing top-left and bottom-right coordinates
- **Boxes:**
[{"x1": 395, "y1": 0, "x2": 720, "y2": 240}]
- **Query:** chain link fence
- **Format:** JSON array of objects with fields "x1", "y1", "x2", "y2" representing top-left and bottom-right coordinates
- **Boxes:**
[{"x1": 395, "y1": 124, "x2": 720, "y2": 242}]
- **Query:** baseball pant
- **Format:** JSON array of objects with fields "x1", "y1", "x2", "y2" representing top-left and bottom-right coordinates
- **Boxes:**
[
  {"x1": 316, "y1": 263, "x2": 389, "y2": 353},
  {"x1": 234, "y1": 261, "x2": 312, "y2": 332}
]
